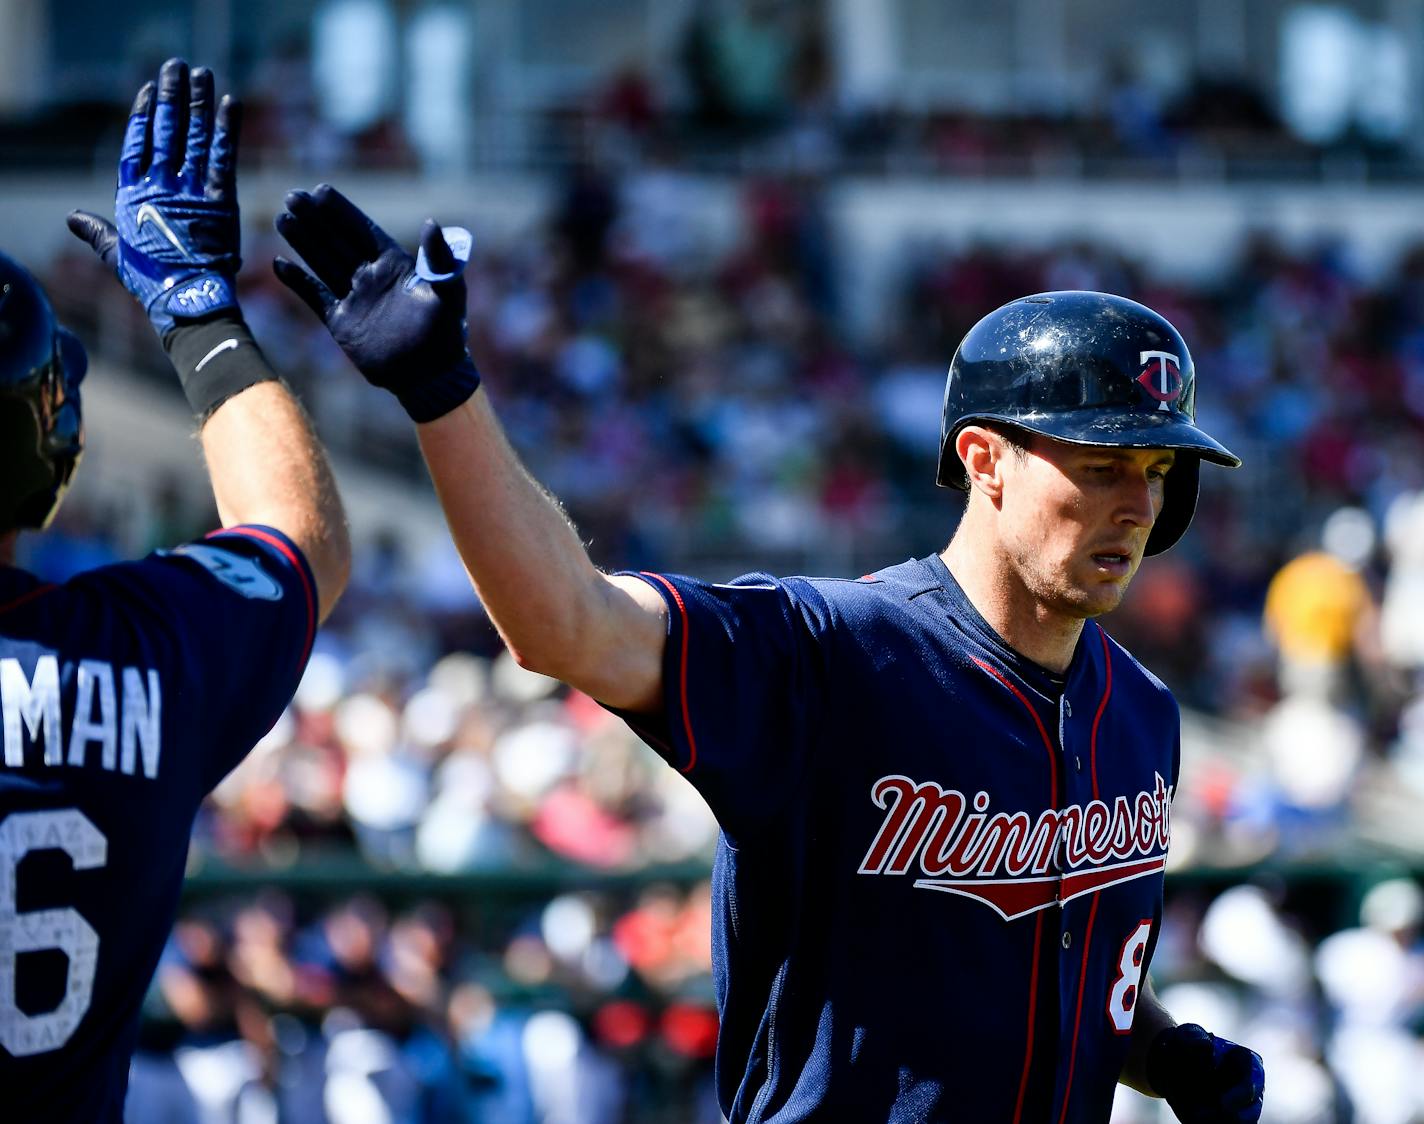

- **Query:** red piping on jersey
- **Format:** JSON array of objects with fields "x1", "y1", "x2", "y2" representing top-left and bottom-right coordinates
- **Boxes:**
[
  {"x1": 969, "y1": 657, "x2": 1060, "y2": 800},
  {"x1": 640, "y1": 572, "x2": 699, "y2": 774},
  {"x1": 971, "y1": 656, "x2": 1059, "y2": 1124},
  {"x1": 1088, "y1": 627, "x2": 1112, "y2": 803},
  {"x1": 1056, "y1": 627, "x2": 1113, "y2": 1123},
  {"x1": 1016, "y1": 912, "x2": 1048, "y2": 1122},
  {"x1": 207, "y1": 527, "x2": 316, "y2": 662},
  {"x1": 1057, "y1": 893, "x2": 1102, "y2": 1124},
  {"x1": 0, "y1": 582, "x2": 57, "y2": 616}
]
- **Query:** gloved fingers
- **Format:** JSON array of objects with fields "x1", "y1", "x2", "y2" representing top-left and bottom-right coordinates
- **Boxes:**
[
  {"x1": 180, "y1": 66, "x2": 214, "y2": 187},
  {"x1": 205, "y1": 95, "x2": 242, "y2": 203},
  {"x1": 418, "y1": 219, "x2": 457, "y2": 277},
  {"x1": 273, "y1": 257, "x2": 337, "y2": 321},
  {"x1": 1218, "y1": 1050, "x2": 1265, "y2": 1118},
  {"x1": 149, "y1": 57, "x2": 190, "y2": 176},
  {"x1": 65, "y1": 211, "x2": 120, "y2": 269},
  {"x1": 274, "y1": 204, "x2": 358, "y2": 298},
  {"x1": 279, "y1": 185, "x2": 392, "y2": 285},
  {"x1": 118, "y1": 80, "x2": 156, "y2": 186},
  {"x1": 309, "y1": 183, "x2": 399, "y2": 259}
]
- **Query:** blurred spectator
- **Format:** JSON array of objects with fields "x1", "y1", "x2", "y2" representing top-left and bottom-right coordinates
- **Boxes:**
[
  {"x1": 1263, "y1": 507, "x2": 1378, "y2": 702},
  {"x1": 1315, "y1": 879, "x2": 1424, "y2": 1124},
  {"x1": 1381, "y1": 488, "x2": 1424, "y2": 681}
]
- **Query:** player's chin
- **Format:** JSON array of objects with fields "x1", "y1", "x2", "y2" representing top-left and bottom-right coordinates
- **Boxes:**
[{"x1": 1065, "y1": 576, "x2": 1132, "y2": 617}]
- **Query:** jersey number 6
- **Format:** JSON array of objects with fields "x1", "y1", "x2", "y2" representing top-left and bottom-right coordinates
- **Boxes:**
[
  {"x1": 1107, "y1": 919, "x2": 1152, "y2": 1034},
  {"x1": 0, "y1": 809, "x2": 107, "y2": 1057}
]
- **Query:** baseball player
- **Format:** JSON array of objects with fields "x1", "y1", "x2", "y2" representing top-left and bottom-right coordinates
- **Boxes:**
[
  {"x1": 0, "y1": 59, "x2": 348, "y2": 1121},
  {"x1": 271, "y1": 186, "x2": 1264, "y2": 1121}
]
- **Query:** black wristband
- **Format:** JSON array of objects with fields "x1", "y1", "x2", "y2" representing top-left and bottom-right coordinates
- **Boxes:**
[
  {"x1": 394, "y1": 355, "x2": 482, "y2": 423},
  {"x1": 163, "y1": 313, "x2": 279, "y2": 418}
]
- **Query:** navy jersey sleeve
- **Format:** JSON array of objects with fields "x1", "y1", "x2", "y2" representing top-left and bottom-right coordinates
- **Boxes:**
[
  {"x1": 75, "y1": 524, "x2": 316, "y2": 792},
  {"x1": 614, "y1": 571, "x2": 830, "y2": 838}
]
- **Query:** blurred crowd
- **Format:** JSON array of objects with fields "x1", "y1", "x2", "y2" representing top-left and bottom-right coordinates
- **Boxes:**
[
  {"x1": 126, "y1": 877, "x2": 722, "y2": 1124},
  {"x1": 8, "y1": 1, "x2": 1342, "y2": 180}
]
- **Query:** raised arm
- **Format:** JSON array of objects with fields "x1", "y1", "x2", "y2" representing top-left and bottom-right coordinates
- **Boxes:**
[
  {"x1": 66, "y1": 59, "x2": 349, "y2": 620},
  {"x1": 416, "y1": 395, "x2": 664, "y2": 708},
  {"x1": 270, "y1": 184, "x2": 665, "y2": 708},
  {"x1": 197, "y1": 382, "x2": 348, "y2": 621}
]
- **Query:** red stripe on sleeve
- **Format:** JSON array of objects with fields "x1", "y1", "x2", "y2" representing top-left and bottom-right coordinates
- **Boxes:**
[
  {"x1": 0, "y1": 583, "x2": 57, "y2": 617},
  {"x1": 207, "y1": 526, "x2": 317, "y2": 662},
  {"x1": 640, "y1": 572, "x2": 700, "y2": 774}
]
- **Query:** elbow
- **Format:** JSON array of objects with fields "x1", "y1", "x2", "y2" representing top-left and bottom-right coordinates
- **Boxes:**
[
  {"x1": 504, "y1": 606, "x2": 599, "y2": 687},
  {"x1": 495, "y1": 575, "x2": 648, "y2": 701},
  {"x1": 508, "y1": 641, "x2": 567, "y2": 682},
  {"x1": 504, "y1": 584, "x2": 602, "y2": 682},
  {"x1": 506, "y1": 634, "x2": 647, "y2": 710}
]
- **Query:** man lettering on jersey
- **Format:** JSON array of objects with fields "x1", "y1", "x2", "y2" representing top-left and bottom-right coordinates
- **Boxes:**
[
  {"x1": 272, "y1": 180, "x2": 1265, "y2": 1120},
  {"x1": 0, "y1": 58, "x2": 349, "y2": 1122}
]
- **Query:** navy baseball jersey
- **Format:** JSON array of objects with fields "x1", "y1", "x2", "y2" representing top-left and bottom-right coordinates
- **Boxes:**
[
  {"x1": 0, "y1": 526, "x2": 316, "y2": 1122},
  {"x1": 619, "y1": 555, "x2": 1180, "y2": 1123}
]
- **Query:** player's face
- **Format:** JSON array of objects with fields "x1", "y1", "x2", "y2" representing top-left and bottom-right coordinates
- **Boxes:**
[{"x1": 998, "y1": 437, "x2": 1174, "y2": 619}]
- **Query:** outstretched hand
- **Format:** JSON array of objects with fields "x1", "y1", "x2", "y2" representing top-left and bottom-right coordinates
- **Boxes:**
[
  {"x1": 67, "y1": 57, "x2": 242, "y2": 336},
  {"x1": 273, "y1": 185, "x2": 480, "y2": 422}
]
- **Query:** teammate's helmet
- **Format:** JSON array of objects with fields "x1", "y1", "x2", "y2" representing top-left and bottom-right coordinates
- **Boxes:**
[
  {"x1": 936, "y1": 290, "x2": 1240, "y2": 555},
  {"x1": 0, "y1": 252, "x2": 86, "y2": 531}
]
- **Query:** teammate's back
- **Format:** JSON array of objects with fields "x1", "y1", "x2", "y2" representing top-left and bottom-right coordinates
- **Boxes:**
[
  {"x1": 0, "y1": 529, "x2": 319, "y2": 1119},
  {"x1": 0, "y1": 57, "x2": 349, "y2": 1121}
]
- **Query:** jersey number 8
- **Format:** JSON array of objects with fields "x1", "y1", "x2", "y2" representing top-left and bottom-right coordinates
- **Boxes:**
[
  {"x1": 0, "y1": 809, "x2": 107, "y2": 1057},
  {"x1": 1107, "y1": 919, "x2": 1152, "y2": 1034}
]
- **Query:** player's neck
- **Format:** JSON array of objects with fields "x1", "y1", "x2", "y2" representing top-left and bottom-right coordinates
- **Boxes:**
[{"x1": 939, "y1": 538, "x2": 1084, "y2": 676}]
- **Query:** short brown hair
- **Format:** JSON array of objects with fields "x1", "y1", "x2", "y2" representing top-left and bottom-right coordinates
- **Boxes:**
[{"x1": 983, "y1": 421, "x2": 1032, "y2": 463}]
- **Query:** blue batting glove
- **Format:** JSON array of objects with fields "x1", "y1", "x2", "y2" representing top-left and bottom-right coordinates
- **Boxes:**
[
  {"x1": 272, "y1": 184, "x2": 480, "y2": 423},
  {"x1": 1147, "y1": 1023, "x2": 1265, "y2": 1123},
  {"x1": 67, "y1": 58, "x2": 242, "y2": 336}
]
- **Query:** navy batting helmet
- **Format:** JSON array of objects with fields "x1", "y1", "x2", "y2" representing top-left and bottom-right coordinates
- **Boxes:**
[
  {"x1": 936, "y1": 290, "x2": 1240, "y2": 555},
  {"x1": 0, "y1": 252, "x2": 86, "y2": 531}
]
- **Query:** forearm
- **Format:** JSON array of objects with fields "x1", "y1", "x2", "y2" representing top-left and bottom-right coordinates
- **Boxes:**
[
  {"x1": 66, "y1": 61, "x2": 350, "y2": 621},
  {"x1": 415, "y1": 389, "x2": 664, "y2": 708},
  {"x1": 200, "y1": 380, "x2": 350, "y2": 621},
  {"x1": 1119, "y1": 976, "x2": 1174, "y2": 1096}
]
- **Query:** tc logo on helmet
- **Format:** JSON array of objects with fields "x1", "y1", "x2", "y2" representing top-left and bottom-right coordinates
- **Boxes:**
[{"x1": 1137, "y1": 351, "x2": 1183, "y2": 412}]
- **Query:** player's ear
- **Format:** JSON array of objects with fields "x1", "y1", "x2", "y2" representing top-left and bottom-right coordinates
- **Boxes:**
[{"x1": 957, "y1": 425, "x2": 1006, "y2": 500}]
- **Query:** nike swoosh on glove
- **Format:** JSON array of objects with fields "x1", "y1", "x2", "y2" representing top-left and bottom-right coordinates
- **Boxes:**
[{"x1": 67, "y1": 57, "x2": 242, "y2": 336}]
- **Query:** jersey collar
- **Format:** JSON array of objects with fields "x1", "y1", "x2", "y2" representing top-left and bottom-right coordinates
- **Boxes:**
[{"x1": 918, "y1": 554, "x2": 1099, "y2": 702}]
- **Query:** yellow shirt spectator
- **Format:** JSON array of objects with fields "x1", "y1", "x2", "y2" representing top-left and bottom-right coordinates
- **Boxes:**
[{"x1": 1263, "y1": 551, "x2": 1369, "y2": 666}]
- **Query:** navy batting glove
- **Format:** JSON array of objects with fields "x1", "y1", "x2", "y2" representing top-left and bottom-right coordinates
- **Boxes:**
[
  {"x1": 272, "y1": 184, "x2": 480, "y2": 423},
  {"x1": 67, "y1": 58, "x2": 242, "y2": 336},
  {"x1": 1147, "y1": 1023, "x2": 1264, "y2": 1123}
]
